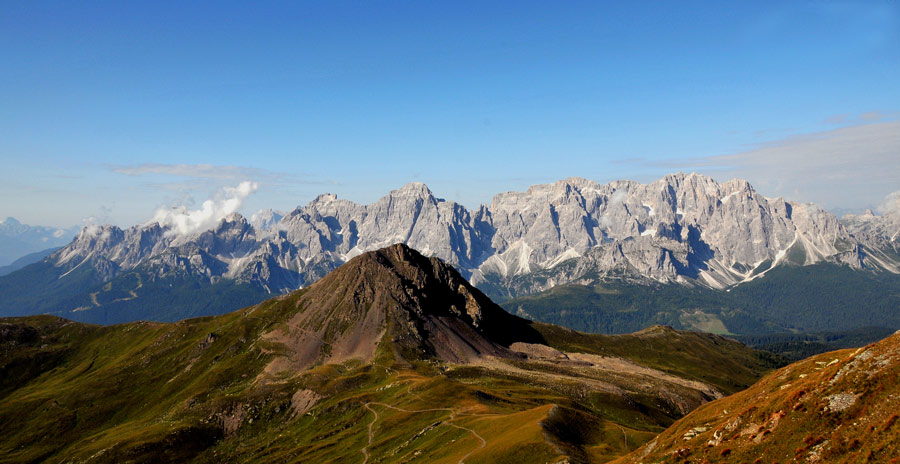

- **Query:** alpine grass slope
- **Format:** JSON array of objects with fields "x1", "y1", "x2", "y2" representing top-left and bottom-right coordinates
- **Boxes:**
[{"x1": 615, "y1": 328, "x2": 900, "y2": 463}]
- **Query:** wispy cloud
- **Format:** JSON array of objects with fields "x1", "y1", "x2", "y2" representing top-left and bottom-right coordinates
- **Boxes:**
[
  {"x1": 824, "y1": 113, "x2": 851, "y2": 125},
  {"x1": 710, "y1": 120, "x2": 898, "y2": 171},
  {"x1": 110, "y1": 163, "x2": 268, "y2": 180},
  {"x1": 109, "y1": 162, "x2": 330, "y2": 189},
  {"x1": 696, "y1": 120, "x2": 900, "y2": 211},
  {"x1": 616, "y1": 118, "x2": 900, "y2": 212},
  {"x1": 823, "y1": 111, "x2": 896, "y2": 126},
  {"x1": 859, "y1": 111, "x2": 891, "y2": 122}
]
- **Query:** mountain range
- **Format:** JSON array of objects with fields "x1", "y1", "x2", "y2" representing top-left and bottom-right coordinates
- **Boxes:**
[
  {"x1": 0, "y1": 245, "x2": 779, "y2": 463},
  {"x1": 1, "y1": 173, "x2": 899, "y2": 329}
]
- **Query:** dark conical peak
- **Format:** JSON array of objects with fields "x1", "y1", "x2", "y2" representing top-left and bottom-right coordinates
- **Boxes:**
[
  {"x1": 353, "y1": 242, "x2": 431, "y2": 270},
  {"x1": 346, "y1": 243, "x2": 450, "y2": 288},
  {"x1": 263, "y1": 243, "x2": 543, "y2": 372},
  {"x1": 314, "y1": 243, "x2": 499, "y2": 330}
]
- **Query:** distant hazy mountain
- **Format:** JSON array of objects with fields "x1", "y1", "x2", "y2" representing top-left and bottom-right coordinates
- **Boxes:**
[
  {"x1": 2, "y1": 173, "x2": 899, "y2": 325},
  {"x1": 0, "y1": 217, "x2": 79, "y2": 266},
  {"x1": 0, "y1": 247, "x2": 60, "y2": 276}
]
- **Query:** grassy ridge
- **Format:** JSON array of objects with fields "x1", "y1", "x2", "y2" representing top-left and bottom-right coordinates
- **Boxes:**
[
  {"x1": 534, "y1": 323, "x2": 784, "y2": 395},
  {"x1": 0, "y1": 310, "x2": 569, "y2": 462}
]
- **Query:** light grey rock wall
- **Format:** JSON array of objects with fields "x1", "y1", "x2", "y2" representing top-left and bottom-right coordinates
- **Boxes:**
[{"x1": 44, "y1": 173, "x2": 900, "y2": 296}]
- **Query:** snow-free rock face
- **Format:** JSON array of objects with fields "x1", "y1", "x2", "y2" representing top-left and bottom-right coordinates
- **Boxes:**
[
  {"x1": 472, "y1": 173, "x2": 880, "y2": 291},
  {"x1": 841, "y1": 209, "x2": 900, "y2": 273},
  {"x1": 37, "y1": 173, "x2": 900, "y2": 299},
  {"x1": 843, "y1": 209, "x2": 900, "y2": 243}
]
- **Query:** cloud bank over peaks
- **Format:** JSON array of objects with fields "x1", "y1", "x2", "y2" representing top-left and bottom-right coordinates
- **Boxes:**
[{"x1": 149, "y1": 181, "x2": 259, "y2": 236}]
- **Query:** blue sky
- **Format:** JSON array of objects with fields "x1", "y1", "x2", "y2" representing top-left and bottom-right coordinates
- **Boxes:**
[{"x1": 1, "y1": 1, "x2": 898, "y2": 227}]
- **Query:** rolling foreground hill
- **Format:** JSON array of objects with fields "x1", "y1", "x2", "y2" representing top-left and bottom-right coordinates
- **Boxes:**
[
  {"x1": 615, "y1": 329, "x2": 900, "y2": 463},
  {"x1": 0, "y1": 245, "x2": 778, "y2": 463}
]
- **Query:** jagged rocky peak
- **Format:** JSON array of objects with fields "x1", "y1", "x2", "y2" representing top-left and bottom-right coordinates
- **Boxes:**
[
  {"x1": 56, "y1": 224, "x2": 126, "y2": 264},
  {"x1": 190, "y1": 214, "x2": 257, "y2": 257},
  {"x1": 393, "y1": 181, "x2": 434, "y2": 198},
  {"x1": 302, "y1": 193, "x2": 348, "y2": 212},
  {"x1": 843, "y1": 205, "x2": 900, "y2": 243},
  {"x1": 223, "y1": 212, "x2": 245, "y2": 223},
  {"x1": 213, "y1": 213, "x2": 252, "y2": 236},
  {"x1": 263, "y1": 243, "x2": 543, "y2": 372},
  {"x1": 312, "y1": 192, "x2": 339, "y2": 203}
]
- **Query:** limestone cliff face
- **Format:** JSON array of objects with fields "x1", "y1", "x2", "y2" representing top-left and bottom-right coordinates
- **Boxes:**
[
  {"x1": 44, "y1": 173, "x2": 899, "y2": 297},
  {"x1": 841, "y1": 208, "x2": 900, "y2": 273}
]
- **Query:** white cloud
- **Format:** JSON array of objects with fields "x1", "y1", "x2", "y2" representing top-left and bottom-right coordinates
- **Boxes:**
[
  {"x1": 608, "y1": 190, "x2": 628, "y2": 206},
  {"x1": 599, "y1": 190, "x2": 628, "y2": 229},
  {"x1": 149, "y1": 181, "x2": 259, "y2": 236},
  {"x1": 879, "y1": 190, "x2": 900, "y2": 216},
  {"x1": 81, "y1": 223, "x2": 102, "y2": 237}
]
